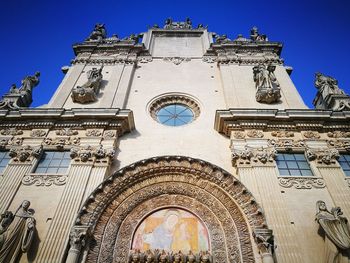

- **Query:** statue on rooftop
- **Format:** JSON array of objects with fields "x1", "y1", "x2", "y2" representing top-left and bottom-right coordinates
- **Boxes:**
[
  {"x1": 315, "y1": 200, "x2": 350, "y2": 263},
  {"x1": 250, "y1": 26, "x2": 268, "y2": 42},
  {"x1": 215, "y1": 34, "x2": 231, "y2": 44},
  {"x1": 0, "y1": 200, "x2": 36, "y2": 262},
  {"x1": 86, "y1": 23, "x2": 107, "y2": 41},
  {"x1": 253, "y1": 64, "x2": 281, "y2": 103},
  {"x1": 71, "y1": 67, "x2": 103, "y2": 104}
]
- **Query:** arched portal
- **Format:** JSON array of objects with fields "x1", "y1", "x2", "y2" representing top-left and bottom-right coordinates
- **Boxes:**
[{"x1": 67, "y1": 156, "x2": 272, "y2": 263}]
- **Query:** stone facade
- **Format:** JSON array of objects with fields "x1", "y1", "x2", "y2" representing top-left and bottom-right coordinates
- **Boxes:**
[{"x1": 0, "y1": 19, "x2": 350, "y2": 263}]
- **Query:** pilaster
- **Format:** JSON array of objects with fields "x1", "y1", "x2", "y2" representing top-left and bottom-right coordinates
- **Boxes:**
[{"x1": 112, "y1": 63, "x2": 136, "y2": 108}]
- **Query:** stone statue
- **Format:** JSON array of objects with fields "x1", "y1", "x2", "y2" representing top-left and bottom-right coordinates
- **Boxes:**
[
  {"x1": 215, "y1": 34, "x2": 231, "y2": 44},
  {"x1": 86, "y1": 23, "x2": 107, "y2": 41},
  {"x1": 315, "y1": 201, "x2": 350, "y2": 262},
  {"x1": 253, "y1": 64, "x2": 281, "y2": 103},
  {"x1": 164, "y1": 18, "x2": 173, "y2": 29},
  {"x1": 312, "y1": 72, "x2": 350, "y2": 111},
  {"x1": 0, "y1": 72, "x2": 40, "y2": 109},
  {"x1": 199, "y1": 251, "x2": 212, "y2": 263},
  {"x1": 250, "y1": 26, "x2": 268, "y2": 42},
  {"x1": 187, "y1": 250, "x2": 196, "y2": 263},
  {"x1": 163, "y1": 17, "x2": 193, "y2": 30},
  {"x1": 184, "y1": 17, "x2": 192, "y2": 29},
  {"x1": 0, "y1": 200, "x2": 36, "y2": 262},
  {"x1": 122, "y1": 33, "x2": 139, "y2": 43},
  {"x1": 71, "y1": 67, "x2": 103, "y2": 104}
]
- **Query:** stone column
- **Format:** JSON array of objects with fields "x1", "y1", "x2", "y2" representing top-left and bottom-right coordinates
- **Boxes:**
[
  {"x1": 306, "y1": 148, "x2": 350, "y2": 217},
  {"x1": 232, "y1": 145, "x2": 303, "y2": 263},
  {"x1": 65, "y1": 226, "x2": 90, "y2": 263},
  {"x1": 36, "y1": 145, "x2": 113, "y2": 263},
  {"x1": 254, "y1": 228, "x2": 275, "y2": 263},
  {"x1": 0, "y1": 145, "x2": 42, "y2": 213}
]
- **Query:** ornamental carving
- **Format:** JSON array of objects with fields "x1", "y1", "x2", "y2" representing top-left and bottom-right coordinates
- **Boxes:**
[
  {"x1": 268, "y1": 139, "x2": 305, "y2": 150},
  {"x1": 232, "y1": 147, "x2": 277, "y2": 166},
  {"x1": 9, "y1": 145, "x2": 43, "y2": 162},
  {"x1": 232, "y1": 131, "x2": 246, "y2": 139},
  {"x1": 85, "y1": 23, "x2": 107, "y2": 42},
  {"x1": 306, "y1": 148, "x2": 339, "y2": 165},
  {"x1": 278, "y1": 177, "x2": 326, "y2": 189},
  {"x1": 253, "y1": 228, "x2": 274, "y2": 260},
  {"x1": 327, "y1": 140, "x2": 350, "y2": 151},
  {"x1": 73, "y1": 156, "x2": 268, "y2": 263},
  {"x1": 43, "y1": 137, "x2": 80, "y2": 149},
  {"x1": 85, "y1": 129, "x2": 102, "y2": 137},
  {"x1": 246, "y1": 129, "x2": 264, "y2": 138},
  {"x1": 327, "y1": 131, "x2": 350, "y2": 138},
  {"x1": 137, "y1": 56, "x2": 153, "y2": 63},
  {"x1": 55, "y1": 128, "x2": 79, "y2": 136},
  {"x1": 0, "y1": 128, "x2": 23, "y2": 136},
  {"x1": 163, "y1": 17, "x2": 193, "y2": 30},
  {"x1": 0, "y1": 137, "x2": 22, "y2": 149},
  {"x1": 202, "y1": 56, "x2": 216, "y2": 63},
  {"x1": 303, "y1": 131, "x2": 321, "y2": 139},
  {"x1": 30, "y1": 129, "x2": 47, "y2": 137},
  {"x1": 130, "y1": 250, "x2": 212, "y2": 263},
  {"x1": 103, "y1": 130, "x2": 116, "y2": 139},
  {"x1": 70, "y1": 145, "x2": 115, "y2": 162},
  {"x1": 71, "y1": 67, "x2": 103, "y2": 104},
  {"x1": 163, "y1": 57, "x2": 191, "y2": 65},
  {"x1": 271, "y1": 130, "x2": 294, "y2": 138},
  {"x1": 69, "y1": 226, "x2": 90, "y2": 251},
  {"x1": 253, "y1": 64, "x2": 281, "y2": 104},
  {"x1": 22, "y1": 174, "x2": 68, "y2": 186}
]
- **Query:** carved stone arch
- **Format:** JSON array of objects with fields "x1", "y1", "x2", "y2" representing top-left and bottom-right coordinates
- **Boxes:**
[{"x1": 70, "y1": 156, "x2": 270, "y2": 263}]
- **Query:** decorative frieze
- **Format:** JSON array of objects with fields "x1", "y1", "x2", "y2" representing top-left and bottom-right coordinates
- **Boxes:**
[
  {"x1": 9, "y1": 145, "x2": 43, "y2": 162},
  {"x1": 128, "y1": 250, "x2": 212, "y2": 263},
  {"x1": 86, "y1": 129, "x2": 102, "y2": 137},
  {"x1": 268, "y1": 139, "x2": 305, "y2": 150},
  {"x1": 302, "y1": 131, "x2": 320, "y2": 139},
  {"x1": 103, "y1": 130, "x2": 116, "y2": 139},
  {"x1": 202, "y1": 56, "x2": 217, "y2": 63},
  {"x1": 327, "y1": 131, "x2": 350, "y2": 138},
  {"x1": 278, "y1": 177, "x2": 326, "y2": 189},
  {"x1": 137, "y1": 56, "x2": 153, "y2": 63},
  {"x1": 0, "y1": 137, "x2": 23, "y2": 149},
  {"x1": 22, "y1": 174, "x2": 68, "y2": 186},
  {"x1": 306, "y1": 148, "x2": 339, "y2": 165},
  {"x1": 232, "y1": 147, "x2": 277, "y2": 166},
  {"x1": 70, "y1": 145, "x2": 115, "y2": 162},
  {"x1": 0, "y1": 128, "x2": 23, "y2": 136},
  {"x1": 232, "y1": 130, "x2": 264, "y2": 139},
  {"x1": 271, "y1": 130, "x2": 294, "y2": 138},
  {"x1": 55, "y1": 128, "x2": 79, "y2": 136},
  {"x1": 43, "y1": 137, "x2": 80, "y2": 149},
  {"x1": 30, "y1": 129, "x2": 47, "y2": 137},
  {"x1": 327, "y1": 140, "x2": 350, "y2": 151}
]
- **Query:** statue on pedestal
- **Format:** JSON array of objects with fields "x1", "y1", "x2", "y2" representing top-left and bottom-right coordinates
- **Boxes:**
[
  {"x1": 253, "y1": 64, "x2": 281, "y2": 103},
  {"x1": 315, "y1": 201, "x2": 350, "y2": 262},
  {"x1": 0, "y1": 200, "x2": 36, "y2": 262},
  {"x1": 86, "y1": 23, "x2": 107, "y2": 41}
]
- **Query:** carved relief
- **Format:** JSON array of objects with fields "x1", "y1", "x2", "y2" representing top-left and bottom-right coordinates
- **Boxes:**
[
  {"x1": 43, "y1": 137, "x2": 80, "y2": 149},
  {"x1": 268, "y1": 139, "x2": 305, "y2": 150},
  {"x1": 327, "y1": 140, "x2": 350, "y2": 151},
  {"x1": 232, "y1": 131, "x2": 246, "y2": 139},
  {"x1": 30, "y1": 129, "x2": 47, "y2": 137},
  {"x1": 253, "y1": 64, "x2": 281, "y2": 104},
  {"x1": 55, "y1": 128, "x2": 79, "y2": 136},
  {"x1": 271, "y1": 130, "x2": 294, "y2": 138},
  {"x1": 85, "y1": 23, "x2": 107, "y2": 42},
  {"x1": 253, "y1": 228, "x2": 274, "y2": 261},
  {"x1": 232, "y1": 147, "x2": 277, "y2": 166},
  {"x1": 246, "y1": 130, "x2": 264, "y2": 138},
  {"x1": 202, "y1": 56, "x2": 216, "y2": 63},
  {"x1": 137, "y1": 56, "x2": 153, "y2": 63},
  {"x1": 22, "y1": 174, "x2": 68, "y2": 186},
  {"x1": 0, "y1": 128, "x2": 23, "y2": 136},
  {"x1": 9, "y1": 145, "x2": 43, "y2": 162},
  {"x1": 70, "y1": 145, "x2": 115, "y2": 162},
  {"x1": 163, "y1": 57, "x2": 191, "y2": 65},
  {"x1": 0, "y1": 137, "x2": 23, "y2": 149},
  {"x1": 278, "y1": 177, "x2": 326, "y2": 189},
  {"x1": 302, "y1": 131, "x2": 320, "y2": 139},
  {"x1": 71, "y1": 67, "x2": 103, "y2": 104},
  {"x1": 306, "y1": 148, "x2": 339, "y2": 165},
  {"x1": 85, "y1": 129, "x2": 102, "y2": 137},
  {"x1": 163, "y1": 17, "x2": 193, "y2": 30},
  {"x1": 327, "y1": 131, "x2": 350, "y2": 138},
  {"x1": 103, "y1": 130, "x2": 116, "y2": 139}
]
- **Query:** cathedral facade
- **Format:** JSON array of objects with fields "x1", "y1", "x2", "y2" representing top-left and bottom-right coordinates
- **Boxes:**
[{"x1": 0, "y1": 19, "x2": 350, "y2": 263}]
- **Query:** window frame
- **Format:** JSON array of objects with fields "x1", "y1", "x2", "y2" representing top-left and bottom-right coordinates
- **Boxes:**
[
  {"x1": 0, "y1": 151, "x2": 11, "y2": 174},
  {"x1": 276, "y1": 152, "x2": 314, "y2": 177},
  {"x1": 338, "y1": 154, "x2": 350, "y2": 177},
  {"x1": 34, "y1": 150, "x2": 71, "y2": 174}
]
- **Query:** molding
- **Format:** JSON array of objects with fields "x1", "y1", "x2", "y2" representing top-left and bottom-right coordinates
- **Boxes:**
[
  {"x1": 163, "y1": 57, "x2": 191, "y2": 65},
  {"x1": 22, "y1": 174, "x2": 68, "y2": 186},
  {"x1": 278, "y1": 177, "x2": 326, "y2": 189}
]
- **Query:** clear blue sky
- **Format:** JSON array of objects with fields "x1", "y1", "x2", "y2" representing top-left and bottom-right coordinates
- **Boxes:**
[{"x1": 1, "y1": 0, "x2": 349, "y2": 108}]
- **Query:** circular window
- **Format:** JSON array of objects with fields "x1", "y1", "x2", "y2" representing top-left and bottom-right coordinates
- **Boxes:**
[
  {"x1": 149, "y1": 94, "x2": 200, "y2": 126},
  {"x1": 157, "y1": 104, "x2": 194, "y2": 126}
]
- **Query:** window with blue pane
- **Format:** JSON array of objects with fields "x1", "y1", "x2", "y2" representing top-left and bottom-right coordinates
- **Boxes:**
[
  {"x1": 35, "y1": 151, "x2": 71, "y2": 174},
  {"x1": 338, "y1": 155, "x2": 350, "y2": 176},
  {"x1": 0, "y1": 152, "x2": 11, "y2": 174},
  {"x1": 156, "y1": 104, "x2": 194, "y2": 127},
  {"x1": 276, "y1": 153, "x2": 313, "y2": 176}
]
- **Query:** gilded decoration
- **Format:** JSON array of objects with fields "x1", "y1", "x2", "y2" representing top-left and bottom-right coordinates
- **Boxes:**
[
  {"x1": 22, "y1": 174, "x2": 68, "y2": 186},
  {"x1": 70, "y1": 156, "x2": 268, "y2": 263},
  {"x1": 278, "y1": 177, "x2": 326, "y2": 189}
]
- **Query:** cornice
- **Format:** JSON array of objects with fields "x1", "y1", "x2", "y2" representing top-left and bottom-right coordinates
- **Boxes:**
[
  {"x1": 215, "y1": 109, "x2": 350, "y2": 137},
  {"x1": 0, "y1": 108, "x2": 134, "y2": 136}
]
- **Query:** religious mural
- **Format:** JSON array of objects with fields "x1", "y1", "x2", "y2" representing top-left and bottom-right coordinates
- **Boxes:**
[{"x1": 132, "y1": 208, "x2": 210, "y2": 253}]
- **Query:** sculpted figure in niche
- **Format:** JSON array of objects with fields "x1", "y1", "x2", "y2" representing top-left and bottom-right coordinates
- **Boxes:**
[
  {"x1": 71, "y1": 67, "x2": 103, "y2": 104},
  {"x1": 86, "y1": 23, "x2": 107, "y2": 41},
  {"x1": 253, "y1": 64, "x2": 281, "y2": 104},
  {"x1": 315, "y1": 200, "x2": 350, "y2": 262},
  {"x1": 0, "y1": 200, "x2": 36, "y2": 262}
]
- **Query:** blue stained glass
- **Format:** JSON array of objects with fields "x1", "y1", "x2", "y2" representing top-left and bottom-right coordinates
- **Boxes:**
[{"x1": 156, "y1": 104, "x2": 194, "y2": 126}]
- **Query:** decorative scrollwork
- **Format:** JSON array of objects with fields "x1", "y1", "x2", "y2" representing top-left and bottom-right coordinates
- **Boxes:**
[
  {"x1": 306, "y1": 148, "x2": 339, "y2": 165},
  {"x1": 303, "y1": 131, "x2": 320, "y2": 139},
  {"x1": 22, "y1": 174, "x2": 68, "y2": 186},
  {"x1": 30, "y1": 129, "x2": 47, "y2": 137},
  {"x1": 278, "y1": 177, "x2": 326, "y2": 189},
  {"x1": 55, "y1": 128, "x2": 79, "y2": 136},
  {"x1": 0, "y1": 128, "x2": 23, "y2": 136}
]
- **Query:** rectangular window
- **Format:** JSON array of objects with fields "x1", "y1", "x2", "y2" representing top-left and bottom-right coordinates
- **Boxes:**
[
  {"x1": 276, "y1": 153, "x2": 313, "y2": 176},
  {"x1": 0, "y1": 152, "x2": 11, "y2": 174},
  {"x1": 339, "y1": 154, "x2": 350, "y2": 176},
  {"x1": 34, "y1": 151, "x2": 71, "y2": 174}
]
